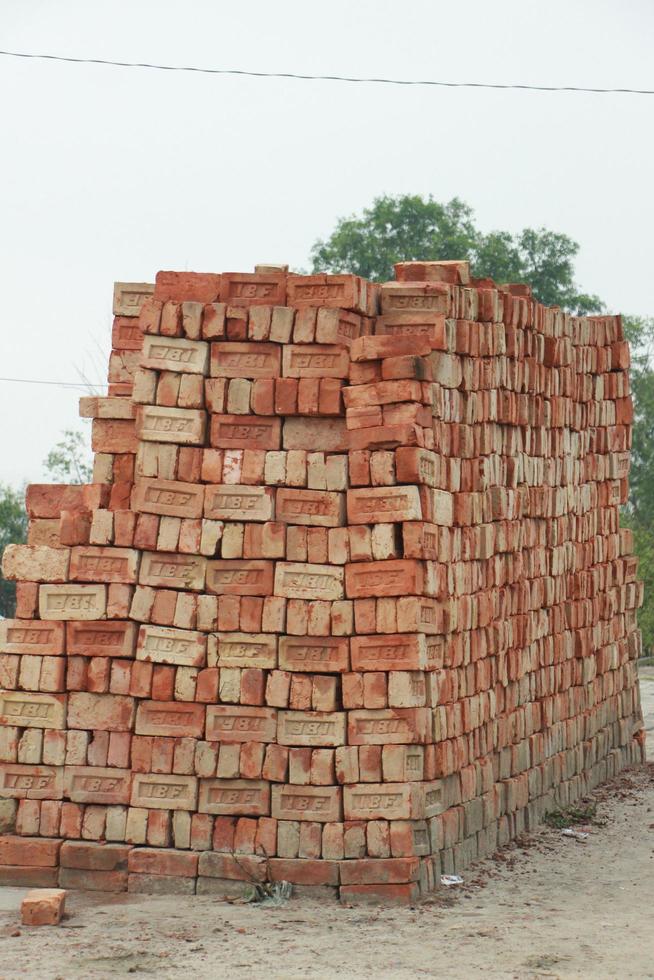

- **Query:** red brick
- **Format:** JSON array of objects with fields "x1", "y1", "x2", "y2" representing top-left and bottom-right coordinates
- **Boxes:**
[
  {"x1": 69, "y1": 546, "x2": 139, "y2": 584},
  {"x1": 211, "y1": 414, "x2": 281, "y2": 451},
  {"x1": 282, "y1": 418, "x2": 348, "y2": 452},
  {"x1": 343, "y1": 782, "x2": 424, "y2": 820},
  {"x1": 67, "y1": 620, "x2": 137, "y2": 658},
  {"x1": 211, "y1": 341, "x2": 281, "y2": 378},
  {"x1": 26, "y1": 484, "x2": 109, "y2": 520},
  {"x1": 68, "y1": 693, "x2": 135, "y2": 732},
  {"x1": 348, "y1": 423, "x2": 422, "y2": 452},
  {"x1": 132, "y1": 478, "x2": 205, "y2": 519},
  {"x1": 348, "y1": 708, "x2": 430, "y2": 745},
  {"x1": 220, "y1": 272, "x2": 286, "y2": 307},
  {"x1": 60, "y1": 841, "x2": 131, "y2": 871},
  {"x1": 287, "y1": 274, "x2": 375, "y2": 316},
  {"x1": 282, "y1": 344, "x2": 349, "y2": 379},
  {"x1": 198, "y1": 779, "x2": 270, "y2": 816},
  {"x1": 206, "y1": 705, "x2": 276, "y2": 742},
  {"x1": 135, "y1": 700, "x2": 205, "y2": 738},
  {"x1": 276, "y1": 489, "x2": 345, "y2": 527},
  {"x1": 272, "y1": 784, "x2": 341, "y2": 822},
  {"x1": 128, "y1": 848, "x2": 198, "y2": 877},
  {"x1": 339, "y1": 857, "x2": 420, "y2": 884},
  {"x1": 59, "y1": 867, "x2": 128, "y2": 892},
  {"x1": 279, "y1": 636, "x2": 349, "y2": 673},
  {"x1": 198, "y1": 851, "x2": 266, "y2": 880},
  {"x1": 268, "y1": 857, "x2": 339, "y2": 885},
  {"x1": 0, "y1": 619, "x2": 65, "y2": 655},
  {"x1": 154, "y1": 271, "x2": 221, "y2": 303},
  {"x1": 0, "y1": 836, "x2": 62, "y2": 866},
  {"x1": 339, "y1": 882, "x2": 420, "y2": 904},
  {"x1": 351, "y1": 334, "x2": 431, "y2": 361},
  {"x1": 345, "y1": 560, "x2": 424, "y2": 598},
  {"x1": 21, "y1": 888, "x2": 66, "y2": 926},
  {"x1": 351, "y1": 634, "x2": 427, "y2": 671},
  {"x1": 63, "y1": 766, "x2": 132, "y2": 804},
  {"x1": 206, "y1": 559, "x2": 273, "y2": 597}
]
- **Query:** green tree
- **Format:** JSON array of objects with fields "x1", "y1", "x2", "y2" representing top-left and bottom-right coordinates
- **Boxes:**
[
  {"x1": 623, "y1": 317, "x2": 654, "y2": 524},
  {"x1": 0, "y1": 484, "x2": 28, "y2": 617},
  {"x1": 44, "y1": 429, "x2": 92, "y2": 484},
  {"x1": 620, "y1": 316, "x2": 654, "y2": 655},
  {"x1": 311, "y1": 195, "x2": 478, "y2": 284},
  {"x1": 311, "y1": 193, "x2": 603, "y2": 313}
]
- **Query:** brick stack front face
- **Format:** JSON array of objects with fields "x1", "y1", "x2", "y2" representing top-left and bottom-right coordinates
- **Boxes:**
[{"x1": 0, "y1": 262, "x2": 646, "y2": 903}]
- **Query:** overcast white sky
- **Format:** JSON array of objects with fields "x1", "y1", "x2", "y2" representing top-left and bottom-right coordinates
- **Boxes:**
[{"x1": 0, "y1": 0, "x2": 652, "y2": 487}]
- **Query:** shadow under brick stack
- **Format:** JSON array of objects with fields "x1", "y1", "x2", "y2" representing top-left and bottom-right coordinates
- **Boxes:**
[{"x1": 0, "y1": 261, "x2": 646, "y2": 903}]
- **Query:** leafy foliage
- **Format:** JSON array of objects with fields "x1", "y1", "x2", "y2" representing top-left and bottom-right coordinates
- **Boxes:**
[
  {"x1": 620, "y1": 316, "x2": 654, "y2": 653},
  {"x1": 311, "y1": 193, "x2": 603, "y2": 313},
  {"x1": 311, "y1": 195, "x2": 478, "y2": 284},
  {"x1": 0, "y1": 484, "x2": 28, "y2": 617},
  {"x1": 544, "y1": 802, "x2": 601, "y2": 829},
  {"x1": 44, "y1": 429, "x2": 92, "y2": 484}
]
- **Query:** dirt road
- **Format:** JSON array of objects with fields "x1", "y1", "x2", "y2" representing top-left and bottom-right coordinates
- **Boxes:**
[{"x1": 1, "y1": 674, "x2": 653, "y2": 980}]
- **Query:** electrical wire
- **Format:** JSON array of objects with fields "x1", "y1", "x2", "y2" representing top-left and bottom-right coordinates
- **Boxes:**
[
  {"x1": 0, "y1": 49, "x2": 652, "y2": 95},
  {"x1": 0, "y1": 377, "x2": 107, "y2": 389}
]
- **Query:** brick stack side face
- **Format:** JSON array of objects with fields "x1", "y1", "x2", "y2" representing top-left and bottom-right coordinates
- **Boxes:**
[{"x1": 0, "y1": 262, "x2": 645, "y2": 903}]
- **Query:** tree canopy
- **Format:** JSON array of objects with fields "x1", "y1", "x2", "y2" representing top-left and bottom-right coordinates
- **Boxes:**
[
  {"x1": 311, "y1": 194, "x2": 603, "y2": 314},
  {"x1": 0, "y1": 484, "x2": 27, "y2": 617},
  {"x1": 44, "y1": 429, "x2": 93, "y2": 484}
]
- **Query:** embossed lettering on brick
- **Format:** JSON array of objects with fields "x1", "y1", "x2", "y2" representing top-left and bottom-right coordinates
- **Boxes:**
[
  {"x1": 380, "y1": 283, "x2": 449, "y2": 314},
  {"x1": 131, "y1": 773, "x2": 198, "y2": 811},
  {"x1": 39, "y1": 585, "x2": 106, "y2": 621},
  {"x1": 344, "y1": 782, "x2": 421, "y2": 821},
  {"x1": 347, "y1": 486, "x2": 422, "y2": 524},
  {"x1": 350, "y1": 634, "x2": 427, "y2": 672},
  {"x1": 282, "y1": 344, "x2": 349, "y2": 379},
  {"x1": 205, "y1": 560, "x2": 273, "y2": 597},
  {"x1": 137, "y1": 625, "x2": 206, "y2": 667},
  {"x1": 276, "y1": 489, "x2": 344, "y2": 527},
  {"x1": 271, "y1": 784, "x2": 341, "y2": 822},
  {"x1": 345, "y1": 559, "x2": 423, "y2": 599},
  {"x1": 274, "y1": 562, "x2": 344, "y2": 600},
  {"x1": 278, "y1": 636, "x2": 349, "y2": 673},
  {"x1": 0, "y1": 763, "x2": 63, "y2": 799},
  {"x1": 204, "y1": 485, "x2": 274, "y2": 522},
  {"x1": 206, "y1": 705, "x2": 277, "y2": 743},
  {"x1": 135, "y1": 700, "x2": 205, "y2": 738},
  {"x1": 210, "y1": 414, "x2": 281, "y2": 450},
  {"x1": 219, "y1": 273, "x2": 286, "y2": 308},
  {"x1": 277, "y1": 710, "x2": 346, "y2": 747},
  {"x1": 198, "y1": 778, "x2": 270, "y2": 816},
  {"x1": 210, "y1": 342, "x2": 281, "y2": 379},
  {"x1": 141, "y1": 335, "x2": 209, "y2": 374},
  {"x1": 64, "y1": 765, "x2": 132, "y2": 804},
  {"x1": 70, "y1": 546, "x2": 139, "y2": 584},
  {"x1": 347, "y1": 708, "x2": 430, "y2": 745},
  {"x1": 139, "y1": 552, "x2": 206, "y2": 591},
  {"x1": 136, "y1": 406, "x2": 206, "y2": 445},
  {"x1": 113, "y1": 281, "x2": 155, "y2": 316},
  {"x1": 132, "y1": 478, "x2": 205, "y2": 519},
  {"x1": 67, "y1": 620, "x2": 137, "y2": 658},
  {"x1": 0, "y1": 619, "x2": 64, "y2": 655},
  {"x1": 208, "y1": 633, "x2": 277, "y2": 669},
  {"x1": 0, "y1": 692, "x2": 66, "y2": 730}
]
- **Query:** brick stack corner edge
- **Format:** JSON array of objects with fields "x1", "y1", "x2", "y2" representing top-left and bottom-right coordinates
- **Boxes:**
[{"x1": 0, "y1": 260, "x2": 646, "y2": 904}]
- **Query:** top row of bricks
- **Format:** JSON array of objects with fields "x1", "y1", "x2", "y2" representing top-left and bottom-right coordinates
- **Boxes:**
[{"x1": 113, "y1": 262, "x2": 479, "y2": 319}]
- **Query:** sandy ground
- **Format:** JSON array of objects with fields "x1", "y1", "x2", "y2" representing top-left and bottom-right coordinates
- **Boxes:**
[{"x1": 1, "y1": 673, "x2": 653, "y2": 980}]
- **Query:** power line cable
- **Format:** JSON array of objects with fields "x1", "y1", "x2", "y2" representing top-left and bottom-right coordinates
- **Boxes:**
[
  {"x1": 0, "y1": 377, "x2": 107, "y2": 389},
  {"x1": 0, "y1": 48, "x2": 652, "y2": 95}
]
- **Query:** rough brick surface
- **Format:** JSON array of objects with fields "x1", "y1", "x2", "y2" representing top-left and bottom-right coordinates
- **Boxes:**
[{"x1": 0, "y1": 261, "x2": 644, "y2": 905}]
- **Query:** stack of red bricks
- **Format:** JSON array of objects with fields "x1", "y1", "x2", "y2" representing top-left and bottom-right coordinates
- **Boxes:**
[{"x1": 0, "y1": 261, "x2": 645, "y2": 903}]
